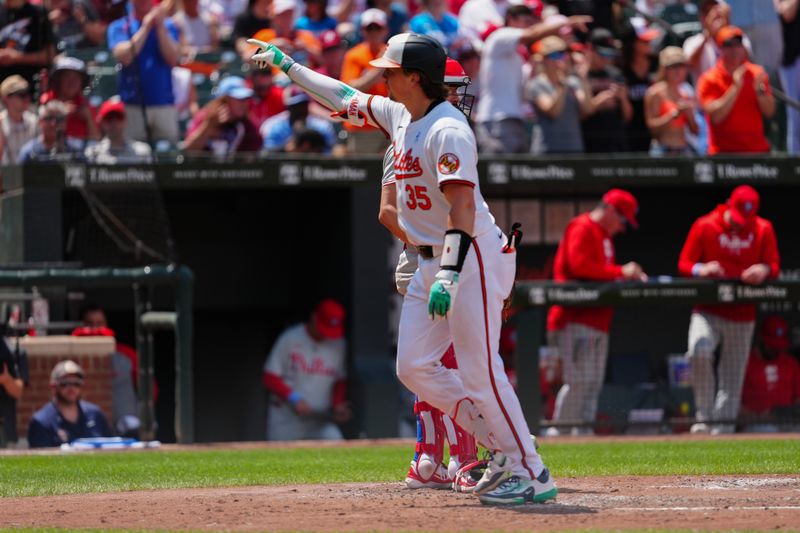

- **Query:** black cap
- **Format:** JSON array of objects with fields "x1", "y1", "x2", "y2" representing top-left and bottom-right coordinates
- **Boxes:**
[{"x1": 369, "y1": 33, "x2": 447, "y2": 84}]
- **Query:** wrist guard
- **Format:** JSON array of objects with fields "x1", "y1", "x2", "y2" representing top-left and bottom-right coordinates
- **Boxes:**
[{"x1": 440, "y1": 229, "x2": 472, "y2": 273}]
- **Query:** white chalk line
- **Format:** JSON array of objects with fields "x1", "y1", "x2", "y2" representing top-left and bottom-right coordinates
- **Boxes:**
[{"x1": 614, "y1": 506, "x2": 800, "y2": 512}]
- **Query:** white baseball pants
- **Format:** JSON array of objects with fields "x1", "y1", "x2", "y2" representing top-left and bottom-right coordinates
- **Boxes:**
[{"x1": 396, "y1": 228, "x2": 544, "y2": 479}]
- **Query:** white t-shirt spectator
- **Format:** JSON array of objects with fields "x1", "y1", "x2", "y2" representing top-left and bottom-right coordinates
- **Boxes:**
[
  {"x1": 475, "y1": 27, "x2": 524, "y2": 122},
  {"x1": 0, "y1": 109, "x2": 37, "y2": 165}
]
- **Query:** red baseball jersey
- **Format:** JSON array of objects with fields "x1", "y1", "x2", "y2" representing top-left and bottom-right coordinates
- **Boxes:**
[
  {"x1": 547, "y1": 213, "x2": 623, "y2": 333},
  {"x1": 678, "y1": 205, "x2": 780, "y2": 322},
  {"x1": 741, "y1": 350, "x2": 800, "y2": 413}
]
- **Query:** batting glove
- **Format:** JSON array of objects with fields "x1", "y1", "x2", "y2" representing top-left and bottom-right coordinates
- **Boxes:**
[
  {"x1": 428, "y1": 270, "x2": 460, "y2": 320},
  {"x1": 247, "y1": 39, "x2": 296, "y2": 74}
]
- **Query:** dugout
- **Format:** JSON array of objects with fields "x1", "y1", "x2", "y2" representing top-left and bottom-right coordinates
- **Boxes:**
[{"x1": 1, "y1": 154, "x2": 799, "y2": 441}]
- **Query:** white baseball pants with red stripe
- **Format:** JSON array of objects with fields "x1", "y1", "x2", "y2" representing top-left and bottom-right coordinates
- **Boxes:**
[{"x1": 396, "y1": 227, "x2": 545, "y2": 480}]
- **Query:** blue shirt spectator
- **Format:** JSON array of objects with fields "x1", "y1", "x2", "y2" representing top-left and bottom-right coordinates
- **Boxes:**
[
  {"x1": 107, "y1": 9, "x2": 179, "y2": 106},
  {"x1": 27, "y1": 360, "x2": 112, "y2": 448},
  {"x1": 28, "y1": 400, "x2": 112, "y2": 448},
  {"x1": 409, "y1": 0, "x2": 459, "y2": 50},
  {"x1": 260, "y1": 85, "x2": 336, "y2": 152},
  {"x1": 295, "y1": 0, "x2": 338, "y2": 36},
  {"x1": 353, "y1": 1, "x2": 407, "y2": 44}
]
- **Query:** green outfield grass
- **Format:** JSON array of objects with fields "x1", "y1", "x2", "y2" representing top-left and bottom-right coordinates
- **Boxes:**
[{"x1": 1, "y1": 439, "x2": 798, "y2": 498}]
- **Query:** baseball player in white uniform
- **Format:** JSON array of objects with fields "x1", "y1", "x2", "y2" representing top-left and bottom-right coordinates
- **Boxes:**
[
  {"x1": 262, "y1": 299, "x2": 351, "y2": 441},
  {"x1": 250, "y1": 33, "x2": 556, "y2": 505}
]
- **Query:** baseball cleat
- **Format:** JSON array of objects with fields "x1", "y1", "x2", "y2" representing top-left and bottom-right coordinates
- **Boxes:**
[
  {"x1": 473, "y1": 451, "x2": 513, "y2": 495},
  {"x1": 404, "y1": 461, "x2": 452, "y2": 489},
  {"x1": 478, "y1": 469, "x2": 558, "y2": 505},
  {"x1": 452, "y1": 460, "x2": 487, "y2": 493},
  {"x1": 690, "y1": 423, "x2": 710, "y2": 434}
]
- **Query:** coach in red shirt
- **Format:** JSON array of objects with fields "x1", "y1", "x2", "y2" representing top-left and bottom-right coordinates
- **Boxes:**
[
  {"x1": 678, "y1": 185, "x2": 780, "y2": 434},
  {"x1": 741, "y1": 316, "x2": 800, "y2": 432},
  {"x1": 546, "y1": 189, "x2": 647, "y2": 436},
  {"x1": 697, "y1": 26, "x2": 776, "y2": 155}
]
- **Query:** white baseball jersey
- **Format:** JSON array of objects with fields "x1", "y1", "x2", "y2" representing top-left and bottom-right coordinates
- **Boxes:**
[
  {"x1": 263, "y1": 323, "x2": 346, "y2": 413},
  {"x1": 363, "y1": 97, "x2": 496, "y2": 246}
]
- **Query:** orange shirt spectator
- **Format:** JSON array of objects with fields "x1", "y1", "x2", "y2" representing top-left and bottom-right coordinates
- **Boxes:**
[
  {"x1": 247, "y1": 0, "x2": 320, "y2": 66},
  {"x1": 340, "y1": 8, "x2": 389, "y2": 133},
  {"x1": 697, "y1": 26, "x2": 776, "y2": 154}
]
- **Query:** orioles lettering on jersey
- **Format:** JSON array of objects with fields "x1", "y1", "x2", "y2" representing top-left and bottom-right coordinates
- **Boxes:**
[
  {"x1": 394, "y1": 146, "x2": 423, "y2": 179},
  {"x1": 290, "y1": 352, "x2": 338, "y2": 377}
]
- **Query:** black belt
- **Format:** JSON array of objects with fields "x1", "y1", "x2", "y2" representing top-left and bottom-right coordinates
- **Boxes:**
[{"x1": 417, "y1": 246, "x2": 434, "y2": 259}]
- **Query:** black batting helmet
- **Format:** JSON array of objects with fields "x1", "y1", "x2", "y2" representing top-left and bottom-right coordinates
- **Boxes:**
[{"x1": 369, "y1": 33, "x2": 447, "y2": 84}]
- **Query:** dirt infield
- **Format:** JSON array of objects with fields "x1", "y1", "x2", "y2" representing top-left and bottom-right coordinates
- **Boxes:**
[{"x1": 3, "y1": 474, "x2": 799, "y2": 531}]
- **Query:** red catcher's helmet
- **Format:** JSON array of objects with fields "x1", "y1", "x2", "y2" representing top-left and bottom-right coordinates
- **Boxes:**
[{"x1": 444, "y1": 57, "x2": 474, "y2": 119}]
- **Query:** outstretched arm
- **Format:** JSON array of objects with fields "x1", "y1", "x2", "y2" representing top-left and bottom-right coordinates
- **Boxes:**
[{"x1": 249, "y1": 39, "x2": 395, "y2": 131}]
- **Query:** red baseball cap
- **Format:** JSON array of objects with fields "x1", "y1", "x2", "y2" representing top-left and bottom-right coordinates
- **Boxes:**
[
  {"x1": 602, "y1": 189, "x2": 639, "y2": 229},
  {"x1": 728, "y1": 185, "x2": 759, "y2": 227},
  {"x1": 761, "y1": 315, "x2": 790, "y2": 351},
  {"x1": 715, "y1": 25, "x2": 744, "y2": 47},
  {"x1": 319, "y1": 30, "x2": 342, "y2": 51},
  {"x1": 313, "y1": 299, "x2": 345, "y2": 339},
  {"x1": 98, "y1": 99, "x2": 126, "y2": 121}
]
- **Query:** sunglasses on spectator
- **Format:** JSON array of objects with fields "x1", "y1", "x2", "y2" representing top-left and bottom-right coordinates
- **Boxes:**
[
  {"x1": 42, "y1": 115, "x2": 66, "y2": 122},
  {"x1": 597, "y1": 48, "x2": 619, "y2": 58},
  {"x1": 57, "y1": 379, "x2": 84, "y2": 388},
  {"x1": 8, "y1": 91, "x2": 30, "y2": 99},
  {"x1": 364, "y1": 24, "x2": 384, "y2": 31},
  {"x1": 545, "y1": 51, "x2": 567, "y2": 61},
  {"x1": 722, "y1": 36, "x2": 744, "y2": 48}
]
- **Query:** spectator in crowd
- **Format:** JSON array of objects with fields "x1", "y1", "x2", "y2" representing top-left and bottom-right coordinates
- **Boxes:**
[
  {"x1": 40, "y1": 57, "x2": 100, "y2": 146},
  {"x1": 777, "y1": 0, "x2": 800, "y2": 154},
  {"x1": 85, "y1": 99, "x2": 153, "y2": 163},
  {"x1": 546, "y1": 189, "x2": 647, "y2": 436},
  {"x1": 357, "y1": 0, "x2": 408, "y2": 41},
  {"x1": 741, "y1": 316, "x2": 800, "y2": 432},
  {"x1": 341, "y1": 8, "x2": 389, "y2": 153},
  {"x1": 475, "y1": 6, "x2": 591, "y2": 154},
  {"x1": 262, "y1": 299, "x2": 351, "y2": 440},
  {"x1": 410, "y1": 0, "x2": 460, "y2": 50},
  {"x1": 250, "y1": 0, "x2": 321, "y2": 67},
  {"x1": 0, "y1": 323, "x2": 28, "y2": 447},
  {"x1": 288, "y1": 128, "x2": 329, "y2": 153},
  {"x1": 582, "y1": 27, "x2": 632, "y2": 153},
  {"x1": 316, "y1": 29, "x2": 346, "y2": 79},
  {"x1": 683, "y1": 0, "x2": 752, "y2": 82},
  {"x1": 173, "y1": 0, "x2": 220, "y2": 54},
  {"x1": 19, "y1": 101, "x2": 84, "y2": 163},
  {"x1": 261, "y1": 85, "x2": 336, "y2": 152},
  {"x1": 644, "y1": 46, "x2": 699, "y2": 155},
  {"x1": 698, "y1": 26, "x2": 775, "y2": 155},
  {"x1": 726, "y1": 0, "x2": 782, "y2": 74},
  {"x1": 108, "y1": 0, "x2": 181, "y2": 144},
  {"x1": 203, "y1": 0, "x2": 248, "y2": 41},
  {"x1": 458, "y1": 0, "x2": 529, "y2": 45},
  {"x1": 27, "y1": 360, "x2": 112, "y2": 448},
  {"x1": 622, "y1": 26, "x2": 658, "y2": 153},
  {"x1": 678, "y1": 185, "x2": 781, "y2": 434},
  {"x1": 526, "y1": 36, "x2": 593, "y2": 154},
  {"x1": 0, "y1": 75, "x2": 37, "y2": 166},
  {"x1": 49, "y1": 0, "x2": 107, "y2": 49},
  {"x1": 0, "y1": 0, "x2": 56, "y2": 87},
  {"x1": 184, "y1": 76, "x2": 263, "y2": 154},
  {"x1": 248, "y1": 68, "x2": 286, "y2": 129},
  {"x1": 233, "y1": 0, "x2": 272, "y2": 60},
  {"x1": 295, "y1": 0, "x2": 338, "y2": 37}
]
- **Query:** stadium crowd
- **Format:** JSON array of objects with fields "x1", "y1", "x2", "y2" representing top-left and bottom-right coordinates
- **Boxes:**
[{"x1": 0, "y1": 0, "x2": 798, "y2": 162}]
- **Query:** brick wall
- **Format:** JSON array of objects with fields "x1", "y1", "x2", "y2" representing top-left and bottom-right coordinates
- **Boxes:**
[{"x1": 16, "y1": 336, "x2": 116, "y2": 442}]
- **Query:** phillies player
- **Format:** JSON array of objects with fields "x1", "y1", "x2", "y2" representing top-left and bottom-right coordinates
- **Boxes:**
[
  {"x1": 262, "y1": 299, "x2": 352, "y2": 440},
  {"x1": 249, "y1": 33, "x2": 556, "y2": 505},
  {"x1": 380, "y1": 58, "x2": 480, "y2": 491},
  {"x1": 678, "y1": 185, "x2": 780, "y2": 434},
  {"x1": 741, "y1": 316, "x2": 800, "y2": 431},
  {"x1": 546, "y1": 189, "x2": 647, "y2": 436}
]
